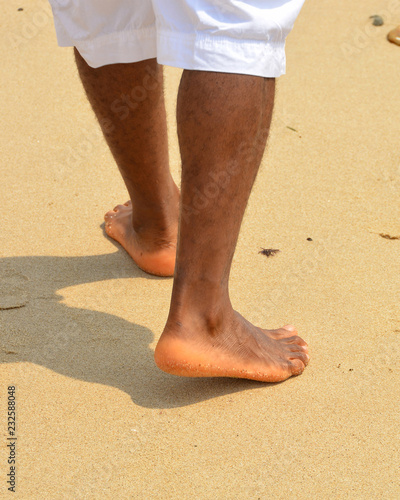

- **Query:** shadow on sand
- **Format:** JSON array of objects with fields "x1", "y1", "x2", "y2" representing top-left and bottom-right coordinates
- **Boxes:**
[{"x1": 1, "y1": 240, "x2": 273, "y2": 409}]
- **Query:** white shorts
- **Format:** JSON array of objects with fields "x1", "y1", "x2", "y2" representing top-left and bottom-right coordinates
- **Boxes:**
[{"x1": 49, "y1": 0, "x2": 305, "y2": 77}]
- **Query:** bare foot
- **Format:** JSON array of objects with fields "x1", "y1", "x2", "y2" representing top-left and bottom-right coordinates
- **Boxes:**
[
  {"x1": 154, "y1": 310, "x2": 309, "y2": 382},
  {"x1": 104, "y1": 201, "x2": 177, "y2": 277}
]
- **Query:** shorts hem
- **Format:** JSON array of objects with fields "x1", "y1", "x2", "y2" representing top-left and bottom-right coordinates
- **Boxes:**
[
  {"x1": 157, "y1": 32, "x2": 286, "y2": 77},
  {"x1": 52, "y1": 26, "x2": 286, "y2": 77},
  {"x1": 55, "y1": 25, "x2": 158, "y2": 68}
]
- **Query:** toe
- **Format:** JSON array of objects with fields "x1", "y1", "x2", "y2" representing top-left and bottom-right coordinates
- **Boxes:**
[
  {"x1": 104, "y1": 210, "x2": 115, "y2": 221},
  {"x1": 276, "y1": 327, "x2": 298, "y2": 338},
  {"x1": 262, "y1": 327, "x2": 296, "y2": 339},
  {"x1": 123, "y1": 200, "x2": 131, "y2": 207},
  {"x1": 114, "y1": 203, "x2": 130, "y2": 213},
  {"x1": 281, "y1": 335, "x2": 308, "y2": 348},
  {"x1": 288, "y1": 344, "x2": 308, "y2": 353},
  {"x1": 289, "y1": 358, "x2": 306, "y2": 376},
  {"x1": 289, "y1": 350, "x2": 309, "y2": 366},
  {"x1": 282, "y1": 324, "x2": 297, "y2": 332}
]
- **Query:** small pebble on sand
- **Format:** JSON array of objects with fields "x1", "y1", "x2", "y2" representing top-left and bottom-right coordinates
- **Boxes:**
[
  {"x1": 387, "y1": 25, "x2": 400, "y2": 45},
  {"x1": 370, "y1": 15, "x2": 384, "y2": 26}
]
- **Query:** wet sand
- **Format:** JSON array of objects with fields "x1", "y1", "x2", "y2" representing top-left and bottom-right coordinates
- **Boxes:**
[{"x1": 1, "y1": 0, "x2": 400, "y2": 498}]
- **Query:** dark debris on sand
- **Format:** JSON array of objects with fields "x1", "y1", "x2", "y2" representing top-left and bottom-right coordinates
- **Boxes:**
[
  {"x1": 379, "y1": 233, "x2": 400, "y2": 240},
  {"x1": 259, "y1": 248, "x2": 280, "y2": 257}
]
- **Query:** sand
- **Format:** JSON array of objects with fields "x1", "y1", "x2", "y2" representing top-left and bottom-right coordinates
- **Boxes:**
[{"x1": 1, "y1": 0, "x2": 400, "y2": 498}]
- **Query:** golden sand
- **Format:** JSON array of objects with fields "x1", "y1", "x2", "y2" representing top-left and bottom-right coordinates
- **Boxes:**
[{"x1": 1, "y1": 0, "x2": 399, "y2": 498}]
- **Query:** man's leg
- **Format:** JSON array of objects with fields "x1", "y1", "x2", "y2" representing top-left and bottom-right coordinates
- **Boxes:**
[
  {"x1": 74, "y1": 50, "x2": 179, "y2": 277},
  {"x1": 154, "y1": 71, "x2": 309, "y2": 382}
]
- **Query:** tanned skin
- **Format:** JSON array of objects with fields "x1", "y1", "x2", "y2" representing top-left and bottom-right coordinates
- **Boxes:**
[{"x1": 75, "y1": 50, "x2": 309, "y2": 382}]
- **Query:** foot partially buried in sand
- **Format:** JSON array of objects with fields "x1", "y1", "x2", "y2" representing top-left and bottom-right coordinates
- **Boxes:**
[
  {"x1": 155, "y1": 310, "x2": 309, "y2": 382},
  {"x1": 104, "y1": 201, "x2": 177, "y2": 277}
]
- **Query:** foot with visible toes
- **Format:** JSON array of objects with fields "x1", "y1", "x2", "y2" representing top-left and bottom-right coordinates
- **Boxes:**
[
  {"x1": 104, "y1": 198, "x2": 179, "y2": 277},
  {"x1": 155, "y1": 308, "x2": 309, "y2": 382}
]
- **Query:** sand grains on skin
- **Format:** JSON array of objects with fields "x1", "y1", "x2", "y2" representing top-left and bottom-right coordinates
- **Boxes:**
[{"x1": 155, "y1": 316, "x2": 309, "y2": 382}]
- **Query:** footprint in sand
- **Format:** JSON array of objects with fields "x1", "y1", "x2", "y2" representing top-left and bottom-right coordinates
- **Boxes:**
[{"x1": 0, "y1": 267, "x2": 29, "y2": 310}]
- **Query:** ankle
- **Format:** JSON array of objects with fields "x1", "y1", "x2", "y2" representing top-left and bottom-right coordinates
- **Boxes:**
[
  {"x1": 167, "y1": 289, "x2": 233, "y2": 331},
  {"x1": 131, "y1": 184, "x2": 180, "y2": 238},
  {"x1": 133, "y1": 217, "x2": 177, "y2": 239}
]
